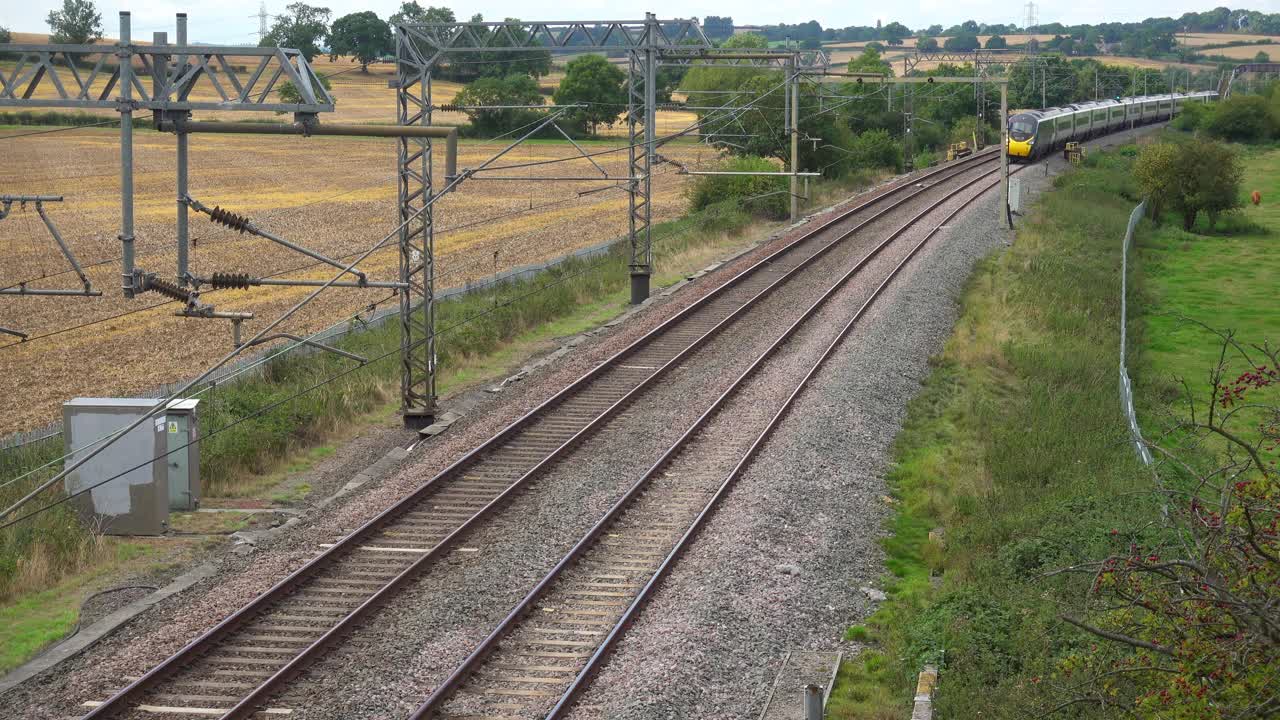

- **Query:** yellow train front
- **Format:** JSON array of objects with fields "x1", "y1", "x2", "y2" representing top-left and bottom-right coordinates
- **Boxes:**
[{"x1": 1007, "y1": 113, "x2": 1040, "y2": 161}]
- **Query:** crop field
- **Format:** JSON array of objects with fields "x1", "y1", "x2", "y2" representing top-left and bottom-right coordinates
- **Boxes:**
[
  {"x1": 0, "y1": 127, "x2": 718, "y2": 435},
  {"x1": 1101, "y1": 56, "x2": 1208, "y2": 71},
  {"x1": 1196, "y1": 42, "x2": 1280, "y2": 58},
  {"x1": 1176, "y1": 32, "x2": 1280, "y2": 46}
]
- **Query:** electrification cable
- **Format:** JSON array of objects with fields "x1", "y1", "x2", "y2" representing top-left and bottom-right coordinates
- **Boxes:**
[
  {"x1": 0, "y1": 120, "x2": 118, "y2": 140},
  {"x1": 0, "y1": 173, "x2": 746, "y2": 523}
]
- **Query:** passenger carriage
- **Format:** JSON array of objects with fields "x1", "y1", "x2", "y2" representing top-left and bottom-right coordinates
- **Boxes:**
[{"x1": 1007, "y1": 91, "x2": 1218, "y2": 161}]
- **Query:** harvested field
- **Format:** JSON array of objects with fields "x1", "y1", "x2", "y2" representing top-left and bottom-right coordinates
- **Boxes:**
[
  {"x1": 1101, "y1": 56, "x2": 1207, "y2": 71},
  {"x1": 0, "y1": 128, "x2": 720, "y2": 435},
  {"x1": 1197, "y1": 43, "x2": 1280, "y2": 59},
  {"x1": 1176, "y1": 32, "x2": 1280, "y2": 47}
]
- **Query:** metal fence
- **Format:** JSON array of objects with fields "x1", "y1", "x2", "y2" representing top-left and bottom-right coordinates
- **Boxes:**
[
  {"x1": 0, "y1": 234, "x2": 626, "y2": 453},
  {"x1": 1119, "y1": 201, "x2": 1154, "y2": 466}
]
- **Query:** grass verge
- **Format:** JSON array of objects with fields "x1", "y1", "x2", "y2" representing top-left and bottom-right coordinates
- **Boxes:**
[{"x1": 827, "y1": 150, "x2": 1163, "y2": 718}]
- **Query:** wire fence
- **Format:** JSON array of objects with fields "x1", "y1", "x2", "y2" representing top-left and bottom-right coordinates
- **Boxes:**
[
  {"x1": 1119, "y1": 200, "x2": 1153, "y2": 466},
  {"x1": 0, "y1": 233, "x2": 626, "y2": 454}
]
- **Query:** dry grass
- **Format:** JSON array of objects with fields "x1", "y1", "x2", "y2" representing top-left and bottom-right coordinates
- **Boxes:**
[
  {"x1": 1196, "y1": 43, "x2": 1280, "y2": 59},
  {"x1": 1176, "y1": 32, "x2": 1280, "y2": 47},
  {"x1": 0, "y1": 127, "x2": 722, "y2": 435},
  {"x1": 1101, "y1": 56, "x2": 1206, "y2": 71}
]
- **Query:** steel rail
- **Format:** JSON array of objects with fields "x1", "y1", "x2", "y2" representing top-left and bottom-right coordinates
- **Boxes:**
[
  {"x1": 546, "y1": 166, "x2": 1026, "y2": 720},
  {"x1": 82, "y1": 150, "x2": 996, "y2": 720},
  {"x1": 212, "y1": 152, "x2": 1003, "y2": 720},
  {"x1": 411, "y1": 157, "x2": 1012, "y2": 720}
]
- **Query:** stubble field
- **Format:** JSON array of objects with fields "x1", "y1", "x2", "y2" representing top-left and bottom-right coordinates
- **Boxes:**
[
  {"x1": 0, "y1": 125, "x2": 717, "y2": 435},
  {"x1": 1196, "y1": 42, "x2": 1280, "y2": 59}
]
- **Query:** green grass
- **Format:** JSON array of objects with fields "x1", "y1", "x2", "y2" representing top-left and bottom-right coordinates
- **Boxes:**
[
  {"x1": 0, "y1": 540, "x2": 157, "y2": 674},
  {"x1": 828, "y1": 151, "x2": 1164, "y2": 718},
  {"x1": 1135, "y1": 147, "x2": 1280, "y2": 413},
  {"x1": 0, "y1": 589, "x2": 77, "y2": 673}
]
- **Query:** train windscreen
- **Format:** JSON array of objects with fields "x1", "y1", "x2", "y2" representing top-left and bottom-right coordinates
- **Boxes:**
[{"x1": 1009, "y1": 115, "x2": 1037, "y2": 140}]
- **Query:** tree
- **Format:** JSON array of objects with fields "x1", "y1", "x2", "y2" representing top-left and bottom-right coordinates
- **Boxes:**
[
  {"x1": 1256, "y1": 50, "x2": 1272, "y2": 63},
  {"x1": 924, "y1": 24, "x2": 944, "y2": 36},
  {"x1": 1187, "y1": 141, "x2": 1244, "y2": 228},
  {"x1": 1138, "y1": 139, "x2": 1243, "y2": 230},
  {"x1": 453, "y1": 74, "x2": 543, "y2": 135},
  {"x1": 437, "y1": 15, "x2": 551, "y2": 81},
  {"x1": 1133, "y1": 142, "x2": 1179, "y2": 221},
  {"x1": 262, "y1": 3, "x2": 331, "y2": 62},
  {"x1": 918, "y1": 37, "x2": 939, "y2": 52},
  {"x1": 553, "y1": 54, "x2": 626, "y2": 136},
  {"x1": 46, "y1": 0, "x2": 102, "y2": 45},
  {"x1": 722, "y1": 32, "x2": 768, "y2": 49},
  {"x1": 1205, "y1": 95, "x2": 1275, "y2": 143},
  {"x1": 0, "y1": 26, "x2": 11, "y2": 44},
  {"x1": 944, "y1": 33, "x2": 981, "y2": 51},
  {"x1": 703, "y1": 16, "x2": 734, "y2": 42},
  {"x1": 328, "y1": 11, "x2": 391, "y2": 71},
  {"x1": 985, "y1": 34, "x2": 1007, "y2": 49},
  {"x1": 880, "y1": 22, "x2": 911, "y2": 46},
  {"x1": 389, "y1": 2, "x2": 454, "y2": 26},
  {"x1": 847, "y1": 46, "x2": 894, "y2": 77},
  {"x1": 718, "y1": 73, "x2": 857, "y2": 178},
  {"x1": 688, "y1": 155, "x2": 788, "y2": 219},
  {"x1": 679, "y1": 32, "x2": 770, "y2": 98}
]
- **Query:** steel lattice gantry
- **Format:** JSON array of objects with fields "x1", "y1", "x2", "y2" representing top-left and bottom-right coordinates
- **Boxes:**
[
  {"x1": 392, "y1": 16, "x2": 711, "y2": 425},
  {"x1": 0, "y1": 12, "x2": 335, "y2": 299}
]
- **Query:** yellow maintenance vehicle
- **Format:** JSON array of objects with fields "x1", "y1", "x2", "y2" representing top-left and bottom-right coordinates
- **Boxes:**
[
  {"x1": 1064, "y1": 142, "x2": 1087, "y2": 165},
  {"x1": 946, "y1": 142, "x2": 973, "y2": 162}
]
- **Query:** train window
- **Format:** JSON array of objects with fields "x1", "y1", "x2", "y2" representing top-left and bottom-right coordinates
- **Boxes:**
[{"x1": 1010, "y1": 117, "x2": 1036, "y2": 134}]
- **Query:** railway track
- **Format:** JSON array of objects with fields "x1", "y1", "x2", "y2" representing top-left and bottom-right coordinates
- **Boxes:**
[
  {"x1": 81, "y1": 149, "x2": 1002, "y2": 720},
  {"x1": 407, "y1": 160, "x2": 1016, "y2": 720}
]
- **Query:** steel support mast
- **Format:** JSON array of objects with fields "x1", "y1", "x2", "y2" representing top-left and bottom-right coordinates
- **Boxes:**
[
  {"x1": 392, "y1": 17, "x2": 712, "y2": 424},
  {"x1": 395, "y1": 30, "x2": 438, "y2": 427},
  {"x1": 628, "y1": 14, "x2": 659, "y2": 304}
]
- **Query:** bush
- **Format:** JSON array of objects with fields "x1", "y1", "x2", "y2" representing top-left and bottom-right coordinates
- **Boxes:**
[
  {"x1": 912, "y1": 149, "x2": 937, "y2": 169},
  {"x1": 1203, "y1": 95, "x2": 1275, "y2": 142},
  {"x1": 687, "y1": 155, "x2": 788, "y2": 220},
  {"x1": 454, "y1": 74, "x2": 544, "y2": 137},
  {"x1": 277, "y1": 74, "x2": 334, "y2": 113},
  {"x1": 1170, "y1": 101, "x2": 1211, "y2": 132},
  {"x1": 1134, "y1": 138, "x2": 1243, "y2": 230},
  {"x1": 848, "y1": 129, "x2": 902, "y2": 172},
  {"x1": 948, "y1": 116, "x2": 992, "y2": 147}
]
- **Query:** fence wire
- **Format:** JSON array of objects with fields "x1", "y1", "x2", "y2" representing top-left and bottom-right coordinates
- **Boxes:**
[{"x1": 1119, "y1": 200, "x2": 1153, "y2": 466}]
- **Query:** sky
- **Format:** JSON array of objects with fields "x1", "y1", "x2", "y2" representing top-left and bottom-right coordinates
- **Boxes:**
[{"x1": 4, "y1": 1, "x2": 1279, "y2": 45}]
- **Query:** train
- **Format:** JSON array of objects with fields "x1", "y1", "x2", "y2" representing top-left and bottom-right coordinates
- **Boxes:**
[{"x1": 1006, "y1": 91, "x2": 1219, "y2": 161}]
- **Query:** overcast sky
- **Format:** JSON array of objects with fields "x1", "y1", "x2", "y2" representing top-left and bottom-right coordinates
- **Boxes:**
[{"x1": 4, "y1": 2, "x2": 1278, "y2": 45}]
